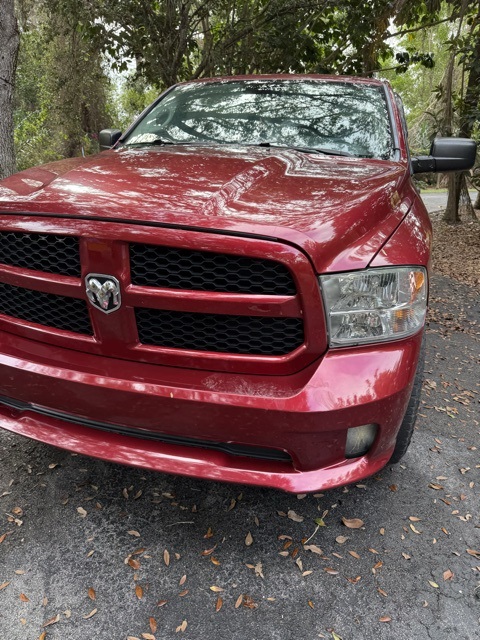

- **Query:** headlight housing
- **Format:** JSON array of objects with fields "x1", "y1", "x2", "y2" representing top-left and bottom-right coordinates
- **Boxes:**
[{"x1": 320, "y1": 267, "x2": 427, "y2": 347}]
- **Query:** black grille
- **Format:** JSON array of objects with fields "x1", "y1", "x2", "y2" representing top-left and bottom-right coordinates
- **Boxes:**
[
  {"x1": 0, "y1": 231, "x2": 81, "y2": 277},
  {"x1": 0, "y1": 282, "x2": 92, "y2": 335},
  {"x1": 136, "y1": 308, "x2": 303, "y2": 355},
  {"x1": 130, "y1": 244, "x2": 296, "y2": 295}
]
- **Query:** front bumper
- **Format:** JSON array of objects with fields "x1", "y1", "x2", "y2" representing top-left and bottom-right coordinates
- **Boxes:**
[{"x1": 0, "y1": 330, "x2": 423, "y2": 492}]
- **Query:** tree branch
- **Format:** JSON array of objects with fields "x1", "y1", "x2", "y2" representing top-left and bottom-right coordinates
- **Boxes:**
[{"x1": 385, "y1": 16, "x2": 454, "y2": 39}]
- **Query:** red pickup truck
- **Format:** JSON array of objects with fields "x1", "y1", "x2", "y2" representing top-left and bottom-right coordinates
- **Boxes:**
[{"x1": 0, "y1": 75, "x2": 475, "y2": 492}]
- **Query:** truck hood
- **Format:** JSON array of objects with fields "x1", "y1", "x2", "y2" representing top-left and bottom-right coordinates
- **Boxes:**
[{"x1": 0, "y1": 145, "x2": 412, "y2": 273}]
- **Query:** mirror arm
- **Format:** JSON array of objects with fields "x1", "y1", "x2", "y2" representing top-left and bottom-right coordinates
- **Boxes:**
[{"x1": 411, "y1": 156, "x2": 436, "y2": 174}]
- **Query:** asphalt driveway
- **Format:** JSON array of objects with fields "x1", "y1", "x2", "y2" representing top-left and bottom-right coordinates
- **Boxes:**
[{"x1": 0, "y1": 283, "x2": 479, "y2": 640}]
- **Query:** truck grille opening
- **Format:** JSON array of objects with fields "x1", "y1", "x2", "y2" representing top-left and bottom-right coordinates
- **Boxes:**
[
  {"x1": 0, "y1": 231, "x2": 81, "y2": 277},
  {"x1": 136, "y1": 308, "x2": 303, "y2": 355},
  {"x1": 130, "y1": 244, "x2": 296, "y2": 295},
  {"x1": 0, "y1": 282, "x2": 92, "y2": 335}
]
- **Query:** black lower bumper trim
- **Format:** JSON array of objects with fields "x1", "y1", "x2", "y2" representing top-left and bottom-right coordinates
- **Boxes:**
[{"x1": 0, "y1": 395, "x2": 292, "y2": 463}]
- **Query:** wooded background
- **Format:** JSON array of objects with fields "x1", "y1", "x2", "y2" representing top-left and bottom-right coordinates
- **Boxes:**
[{"x1": 1, "y1": 0, "x2": 479, "y2": 223}]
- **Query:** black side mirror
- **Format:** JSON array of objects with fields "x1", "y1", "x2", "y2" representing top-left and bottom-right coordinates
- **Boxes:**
[
  {"x1": 412, "y1": 137, "x2": 477, "y2": 173},
  {"x1": 99, "y1": 129, "x2": 122, "y2": 151}
]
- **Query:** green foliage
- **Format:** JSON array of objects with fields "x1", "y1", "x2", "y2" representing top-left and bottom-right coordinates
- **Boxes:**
[
  {"x1": 12, "y1": 0, "x2": 479, "y2": 178},
  {"x1": 14, "y1": 3, "x2": 114, "y2": 169},
  {"x1": 116, "y1": 77, "x2": 159, "y2": 132}
]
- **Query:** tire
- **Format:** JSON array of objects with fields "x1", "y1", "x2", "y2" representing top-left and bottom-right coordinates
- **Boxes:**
[{"x1": 389, "y1": 332, "x2": 426, "y2": 464}]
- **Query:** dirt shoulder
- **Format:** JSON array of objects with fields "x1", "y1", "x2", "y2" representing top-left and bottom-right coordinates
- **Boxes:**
[{"x1": 430, "y1": 212, "x2": 480, "y2": 289}]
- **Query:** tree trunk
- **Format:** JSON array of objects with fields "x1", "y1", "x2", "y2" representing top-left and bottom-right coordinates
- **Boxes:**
[
  {"x1": 474, "y1": 191, "x2": 480, "y2": 210},
  {"x1": 0, "y1": 0, "x2": 20, "y2": 179},
  {"x1": 444, "y1": 173, "x2": 462, "y2": 224},
  {"x1": 459, "y1": 174, "x2": 476, "y2": 220},
  {"x1": 443, "y1": 1, "x2": 480, "y2": 223}
]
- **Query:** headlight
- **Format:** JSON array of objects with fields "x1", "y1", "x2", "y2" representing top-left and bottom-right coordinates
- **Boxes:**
[{"x1": 320, "y1": 267, "x2": 427, "y2": 347}]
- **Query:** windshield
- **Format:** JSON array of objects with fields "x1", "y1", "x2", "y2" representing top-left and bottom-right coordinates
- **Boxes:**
[{"x1": 123, "y1": 79, "x2": 394, "y2": 159}]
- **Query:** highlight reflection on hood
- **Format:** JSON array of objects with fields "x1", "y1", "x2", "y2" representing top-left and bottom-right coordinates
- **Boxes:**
[{"x1": 0, "y1": 144, "x2": 410, "y2": 273}]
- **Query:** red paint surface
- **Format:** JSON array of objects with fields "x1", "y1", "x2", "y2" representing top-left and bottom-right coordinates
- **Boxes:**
[{"x1": 0, "y1": 75, "x2": 431, "y2": 491}]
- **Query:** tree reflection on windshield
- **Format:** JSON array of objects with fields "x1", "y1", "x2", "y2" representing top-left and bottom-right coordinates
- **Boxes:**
[{"x1": 124, "y1": 80, "x2": 394, "y2": 160}]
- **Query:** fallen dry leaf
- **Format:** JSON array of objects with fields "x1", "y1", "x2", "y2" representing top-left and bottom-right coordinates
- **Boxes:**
[
  {"x1": 287, "y1": 510, "x2": 304, "y2": 523},
  {"x1": 335, "y1": 536, "x2": 348, "y2": 545},
  {"x1": 157, "y1": 600, "x2": 167, "y2": 607},
  {"x1": 304, "y1": 544, "x2": 323, "y2": 555},
  {"x1": 83, "y1": 608, "x2": 97, "y2": 620},
  {"x1": 0, "y1": 533, "x2": 7, "y2": 544},
  {"x1": 377, "y1": 588, "x2": 388, "y2": 597},
  {"x1": 215, "y1": 597, "x2": 223, "y2": 612},
  {"x1": 149, "y1": 617, "x2": 157, "y2": 633},
  {"x1": 242, "y1": 595, "x2": 257, "y2": 609},
  {"x1": 324, "y1": 568, "x2": 339, "y2": 575},
  {"x1": 235, "y1": 594, "x2": 243, "y2": 609},
  {"x1": 179, "y1": 575, "x2": 187, "y2": 586},
  {"x1": 342, "y1": 517, "x2": 364, "y2": 529},
  {"x1": 245, "y1": 532, "x2": 253, "y2": 546},
  {"x1": 201, "y1": 545, "x2": 217, "y2": 556},
  {"x1": 135, "y1": 585, "x2": 144, "y2": 599},
  {"x1": 443, "y1": 569, "x2": 454, "y2": 581},
  {"x1": 428, "y1": 581, "x2": 439, "y2": 589},
  {"x1": 466, "y1": 549, "x2": 480, "y2": 559},
  {"x1": 43, "y1": 614, "x2": 60, "y2": 627},
  {"x1": 379, "y1": 616, "x2": 392, "y2": 623},
  {"x1": 409, "y1": 516, "x2": 421, "y2": 522},
  {"x1": 88, "y1": 588, "x2": 96, "y2": 601},
  {"x1": 176, "y1": 620, "x2": 187, "y2": 633},
  {"x1": 142, "y1": 634, "x2": 155, "y2": 640},
  {"x1": 128, "y1": 530, "x2": 141, "y2": 537},
  {"x1": 348, "y1": 551, "x2": 361, "y2": 559},
  {"x1": 210, "y1": 585, "x2": 224, "y2": 592},
  {"x1": 19, "y1": 593, "x2": 29, "y2": 602},
  {"x1": 128, "y1": 558, "x2": 140, "y2": 570},
  {"x1": 178, "y1": 589, "x2": 189, "y2": 597},
  {"x1": 77, "y1": 507, "x2": 87, "y2": 518},
  {"x1": 163, "y1": 549, "x2": 170, "y2": 566},
  {"x1": 38, "y1": 633, "x2": 47, "y2": 640},
  {"x1": 308, "y1": 600, "x2": 314, "y2": 609}
]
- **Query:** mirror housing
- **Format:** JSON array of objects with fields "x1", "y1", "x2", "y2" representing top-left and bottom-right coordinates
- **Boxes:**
[
  {"x1": 412, "y1": 137, "x2": 477, "y2": 173},
  {"x1": 99, "y1": 129, "x2": 122, "y2": 151}
]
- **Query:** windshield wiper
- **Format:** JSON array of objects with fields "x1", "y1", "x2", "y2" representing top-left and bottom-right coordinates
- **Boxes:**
[
  {"x1": 256, "y1": 142, "x2": 353, "y2": 157},
  {"x1": 124, "y1": 138, "x2": 178, "y2": 147}
]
